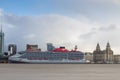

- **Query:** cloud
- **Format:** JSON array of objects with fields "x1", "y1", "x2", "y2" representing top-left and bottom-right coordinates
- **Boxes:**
[
  {"x1": 99, "y1": 24, "x2": 117, "y2": 31},
  {"x1": 1, "y1": 10, "x2": 96, "y2": 51},
  {"x1": 1, "y1": 9, "x2": 120, "y2": 54},
  {"x1": 23, "y1": 34, "x2": 36, "y2": 39},
  {"x1": 80, "y1": 31, "x2": 96, "y2": 40},
  {"x1": 109, "y1": 0, "x2": 120, "y2": 4},
  {"x1": 91, "y1": 0, "x2": 120, "y2": 5},
  {"x1": 0, "y1": 8, "x2": 3, "y2": 16},
  {"x1": 48, "y1": 0, "x2": 120, "y2": 25}
]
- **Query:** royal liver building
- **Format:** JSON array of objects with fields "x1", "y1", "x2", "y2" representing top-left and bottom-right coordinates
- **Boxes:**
[{"x1": 93, "y1": 42, "x2": 114, "y2": 64}]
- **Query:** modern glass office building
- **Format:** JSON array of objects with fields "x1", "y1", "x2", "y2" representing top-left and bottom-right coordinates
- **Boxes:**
[{"x1": 0, "y1": 30, "x2": 4, "y2": 55}]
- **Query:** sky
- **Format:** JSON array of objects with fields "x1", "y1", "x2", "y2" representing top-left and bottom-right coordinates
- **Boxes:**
[{"x1": 0, "y1": 0, "x2": 120, "y2": 54}]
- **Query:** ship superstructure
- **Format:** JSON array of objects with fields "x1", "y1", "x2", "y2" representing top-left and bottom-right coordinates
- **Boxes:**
[
  {"x1": 9, "y1": 46, "x2": 87, "y2": 63},
  {"x1": 9, "y1": 51, "x2": 86, "y2": 63}
]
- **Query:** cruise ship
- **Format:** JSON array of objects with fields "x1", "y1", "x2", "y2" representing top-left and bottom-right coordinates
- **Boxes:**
[{"x1": 9, "y1": 46, "x2": 87, "y2": 64}]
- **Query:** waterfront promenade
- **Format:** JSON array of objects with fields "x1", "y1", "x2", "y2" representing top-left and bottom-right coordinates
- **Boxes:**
[{"x1": 0, "y1": 64, "x2": 120, "y2": 80}]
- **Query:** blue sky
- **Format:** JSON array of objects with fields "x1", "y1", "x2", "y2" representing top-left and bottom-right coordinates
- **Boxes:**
[
  {"x1": 0, "y1": 0, "x2": 120, "y2": 54},
  {"x1": 1, "y1": 0, "x2": 120, "y2": 21},
  {"x1": 1, "y1": 0, "x2": 119, "y2": 17},
  {"x1": 0, "y1": 0, "x2": 54, "y2": 15}
]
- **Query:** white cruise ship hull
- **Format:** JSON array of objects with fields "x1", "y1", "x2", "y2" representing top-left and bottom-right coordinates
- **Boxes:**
[{"x1": 9, "y1": 57, "x2": 87, "y2": 64}]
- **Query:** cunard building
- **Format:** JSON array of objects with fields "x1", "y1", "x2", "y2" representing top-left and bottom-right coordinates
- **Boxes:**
[{"x1": 93, "y1": 42, "x2": 114, "y2": 64}]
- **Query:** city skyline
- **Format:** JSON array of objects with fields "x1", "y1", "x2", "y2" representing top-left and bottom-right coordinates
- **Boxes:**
[{"x1": 0, "y1": 0, "x2": 120, "y2": 54}]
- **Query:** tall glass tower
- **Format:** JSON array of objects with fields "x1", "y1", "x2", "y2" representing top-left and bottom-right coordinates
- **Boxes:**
[
  {"x1": 47, "y1": 43, "x2": 55, "y2": 51},
  {"x1": 0, "y1": 28, "x2": 4, "y2": 55}
]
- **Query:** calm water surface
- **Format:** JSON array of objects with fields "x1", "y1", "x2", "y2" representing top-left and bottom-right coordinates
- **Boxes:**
[{"x1": 0, "y1": 64, "x2": 120, "y2": 80}]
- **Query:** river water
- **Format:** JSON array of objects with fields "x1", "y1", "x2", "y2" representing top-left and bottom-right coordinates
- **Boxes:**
[{"x1": 0, "y1": 64, "x2": 120, "y2": 80}]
